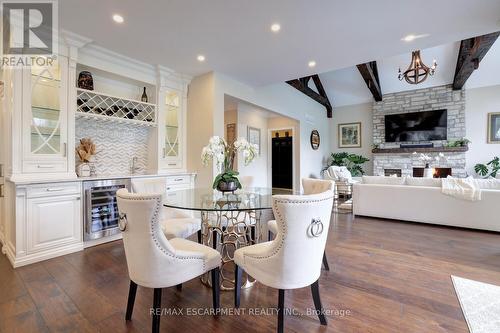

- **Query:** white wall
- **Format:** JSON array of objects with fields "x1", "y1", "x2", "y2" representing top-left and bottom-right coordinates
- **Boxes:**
[
  {"x1": 186, "y1": 72, "x2": 215, "y2": 187},
  {"x1": 330, "y1": 102, "x2": 374, "y2": 175},
  {"x1": 236, "y1": 103, "x2": 269, "y2": 187},
  {"x1": 465, "y1": 84, "x2": 500, "y2": 176},
  {"x1": 212, "y1": 73, "x2": 331, "y2": 190}
]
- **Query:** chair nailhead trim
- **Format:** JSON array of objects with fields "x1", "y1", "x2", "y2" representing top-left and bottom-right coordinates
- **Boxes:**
[
  {"x1": 242, "y1": 195, "x2": 334, "y2": 262},
  {"x1": 119, "y1": 194, "x2": 206, "y2": 272}
]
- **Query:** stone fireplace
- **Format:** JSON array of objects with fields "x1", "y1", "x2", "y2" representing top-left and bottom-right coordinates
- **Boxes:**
[{"x1": 372, "y1": 85, "x2": 467, "y2": 177}]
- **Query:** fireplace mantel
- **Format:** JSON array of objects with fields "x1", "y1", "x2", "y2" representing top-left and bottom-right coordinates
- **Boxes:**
[{"x1": 372, "y1": 146, "x2": 468, "y2": 154}]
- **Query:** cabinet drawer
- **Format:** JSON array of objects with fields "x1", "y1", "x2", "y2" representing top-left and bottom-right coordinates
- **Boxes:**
[
  {"x1": 23, "y1": 161, "x2": 67, "y2": 173},
  {"x1": 165, "y1": 175, "x2": 191, "y2": 186},
  {"x1": 164, "y1": 161, "x2": 181, "y2": 169},
  {"x1": 166, "y1": 184, "x2": 191, "y2": 192},
  {"x1": 27, "y1": 182, "x2": 81, "y2": 198}
]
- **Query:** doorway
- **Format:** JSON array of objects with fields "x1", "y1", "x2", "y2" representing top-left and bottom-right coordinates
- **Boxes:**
[{"x1": 269, "y1": 129, "x2": 294, "y2": 190}]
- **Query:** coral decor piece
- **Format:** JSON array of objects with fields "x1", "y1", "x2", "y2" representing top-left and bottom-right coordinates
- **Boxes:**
[{"x1": 76, "y1": 138, "x2": 96, "y2": 163}]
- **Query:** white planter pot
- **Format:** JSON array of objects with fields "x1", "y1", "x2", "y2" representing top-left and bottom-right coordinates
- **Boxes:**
[
  {"x1": 423, "y1": 167, "x2": 434, "y2": 178},
  {"x1": 76, "y1": 163, "x2": 91, "y2": 177}
]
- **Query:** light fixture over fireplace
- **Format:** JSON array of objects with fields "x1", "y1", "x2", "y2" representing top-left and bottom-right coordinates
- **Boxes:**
[{"x1": 398, "y1": 50, "x2": 437, "y2": 85}]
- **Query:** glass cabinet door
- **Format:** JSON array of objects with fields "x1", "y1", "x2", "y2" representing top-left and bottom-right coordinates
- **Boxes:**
[
  {"x1": 29, "y1": 61, "x2": 63, "y2": 155},
  {"x1": 164, "y1": 90, "x2": 181, "y2": 159}
]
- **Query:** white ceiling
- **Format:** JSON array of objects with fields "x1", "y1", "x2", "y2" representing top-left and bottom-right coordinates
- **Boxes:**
[
  {"x1": 320, "y1": 38, "x2": 500, "y2": 107},
  {"x1": 59, "y1": 0, "x2": 500, "y2": 86}
]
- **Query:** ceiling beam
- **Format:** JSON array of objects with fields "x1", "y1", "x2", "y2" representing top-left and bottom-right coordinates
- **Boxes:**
[
  {"x1": 356, "y1": 61, "x2": 382, "y2": 102},
  {"x1": 286, "y1": 74, "x2": 332, "y2": 118},
  {"x1": 453, "y1": 31, "x2": 500, "y2": 90}
]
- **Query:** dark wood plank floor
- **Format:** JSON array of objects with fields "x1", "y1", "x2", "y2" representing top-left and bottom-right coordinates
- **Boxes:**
[{"x1": 1, "y1": 213, "x2": 500, "y2": 333}]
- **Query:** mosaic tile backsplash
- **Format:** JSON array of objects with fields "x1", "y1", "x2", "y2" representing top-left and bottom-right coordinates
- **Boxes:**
[{"x1": 75, "y1": 120, "x2": 149, "y2": 175}]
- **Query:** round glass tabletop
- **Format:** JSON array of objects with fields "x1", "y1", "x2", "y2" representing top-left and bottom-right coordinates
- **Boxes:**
[{"x1": 163, "y1": 187, "x2": 295, "y2": 212}]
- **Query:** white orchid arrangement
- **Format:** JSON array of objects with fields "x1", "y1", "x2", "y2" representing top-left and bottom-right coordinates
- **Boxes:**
[
  {"x1": 201, "y1": 136, "x2": 258, "y2": 190},
  {"x1": 413, "y1": 152, "x2": 448, "y2": 167}
]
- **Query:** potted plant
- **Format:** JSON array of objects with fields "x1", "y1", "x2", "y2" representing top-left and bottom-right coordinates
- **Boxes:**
[
  {"x1": 322, "y1": 152, "x2": 369, "y2": 177},
  {"x1": 445, "y1": 137, "x2": 471, "y2": 147},
  {"x1": 413, "y1": 152, "x2": 448, "y2": 178},
  {"x1": 201, "y1": 136, "x2": 258, "y2": 193},
  {"x1": 474, "y1": 157, "x2": 500, "y2": 178}
]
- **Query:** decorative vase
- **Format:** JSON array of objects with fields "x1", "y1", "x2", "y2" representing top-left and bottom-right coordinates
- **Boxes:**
[
  {"x1": 78, "y1": 71, "x2": 94, "y2": 90},
  {"x1": 423, "y1": 163, "x2": 433, "y2": 178},
  {"x1": 217, "y1": 180, "x2": 238, "y2": 193},
  {"x1": 76, "y1": 163, "x2": 91, "y2": 177}
]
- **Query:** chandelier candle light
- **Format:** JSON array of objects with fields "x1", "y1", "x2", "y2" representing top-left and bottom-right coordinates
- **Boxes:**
[
  {"x1": 201, "y1": 136, "x2": 258, "y2": 193},
  {"x1": 398, "y1": 50, "x2": 437, "y2": 85}
]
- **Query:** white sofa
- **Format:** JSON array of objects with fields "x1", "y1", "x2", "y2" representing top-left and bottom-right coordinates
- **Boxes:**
[{"x1": 353, "y1": 176, "x2": 500, "y2": 232}]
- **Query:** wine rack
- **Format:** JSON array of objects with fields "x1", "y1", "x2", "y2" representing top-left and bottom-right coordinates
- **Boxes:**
[{"x1": 76, "y1": 88, "x2": 157, "y2": 127}]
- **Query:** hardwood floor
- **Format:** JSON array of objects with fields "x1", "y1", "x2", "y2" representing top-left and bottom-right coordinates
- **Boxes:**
[{"x1": 1, "y1": 213, "x2": 500, "y2": 332}]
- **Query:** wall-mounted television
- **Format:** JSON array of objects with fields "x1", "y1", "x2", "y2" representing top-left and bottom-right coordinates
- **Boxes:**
[{"x1": 385, "y1": 109, "x2": 447, "y2": 143}]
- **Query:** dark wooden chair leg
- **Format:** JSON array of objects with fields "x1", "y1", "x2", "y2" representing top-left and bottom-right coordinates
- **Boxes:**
[
  {"x1": 125, "y1": 280, "x2": 137, "y2": 321},
  {"x1": 268, "y1": 230, "x2": 273, "y2": 241},
  {"x1": 211, "y1": 267, "x2": 220, "y2": 313},
  {"x1": 234, "y1": 264, "x2": 242, "y2": 308},
  {"x1": 278, "y1": 289, "x2": 285, "y2": 333},
  {"x1": 322, "y1": 251, "x2": 330, "y2": 271},
  {"x1": 311, "y1": 280, "x2": 327, "y2": 325},
  {"x1": 176, "y1": 284, "x2": 182, "y2": 291},
  {"x1": 197, "y1": 229, "x2": 202, "y2": 244},
  {"x1": 152, "y1": 288, "x2": 162, "y2": 333},
  {"x1": 212, "y1": 229, "x2": 218, "y2": 250},
  {"x1": 250, "y1": 225, "x2": 256, "y2": 245}
]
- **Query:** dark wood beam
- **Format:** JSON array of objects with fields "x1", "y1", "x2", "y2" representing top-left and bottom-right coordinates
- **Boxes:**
[
  {"x1": 453, "y1": 31, "x2": 500, "y2": 90},
  {"x1": 356, "y1": 61, "x2": 382, "y2": 102},
  {"x1": 286, "y1": 74, "x2": 332, "y2": 118}
]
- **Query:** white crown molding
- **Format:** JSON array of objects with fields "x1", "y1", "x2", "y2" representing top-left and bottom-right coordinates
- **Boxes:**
[
  {"x1": 157, "y1": 65, "x2": 192, "y2": 88},
  {"x1": 78, "y1": 44, "x2": 157, "y2": 85},
  {"x1": 60, "y1": 29, "x2": 93, "y2": 49},
  {"x1": 58, "y1": 29, "x2": 191, "y2": 87}
]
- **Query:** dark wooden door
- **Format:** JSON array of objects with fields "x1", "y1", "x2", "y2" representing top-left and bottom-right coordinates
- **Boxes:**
[{"x1": 272, "y1": 136, "x2": 293, "y2": 189}]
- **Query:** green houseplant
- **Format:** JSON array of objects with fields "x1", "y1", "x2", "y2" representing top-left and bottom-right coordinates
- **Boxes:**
[
  {"x1": 201, "y1": 136, "x2": 258, "y2": 192},
  {"x1": 322, "y1": 152, "x2": 370, "y2": 177},
  {"x1": 445, "y1": 138, "x2": 471, "y2": 147},
  {"x1": 474, "y1": 157, "x2": 500, "y2": 178}
]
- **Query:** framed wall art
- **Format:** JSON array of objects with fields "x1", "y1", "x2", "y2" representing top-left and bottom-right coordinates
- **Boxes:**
[
  {"x1": 338, "y1": 122, "x2": 361, "y2": 148},
  {"x1": 488, "y1": 112, "x2": 500, "y2": 144},
  {"x1": 247, "y1": 126, "x2": 261, "y2": 155},
  {"x1": 310, "y1": 130, "x2": 320, "y2": 150}
]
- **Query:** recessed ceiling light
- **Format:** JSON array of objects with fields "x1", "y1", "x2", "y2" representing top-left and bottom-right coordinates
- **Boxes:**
[
  {"x1": 271, "y1": 23, "x2": 281, "y2": 32},
  {"x1": 197, "y1": 55, "x2": 206, "y2": 62},
  {"x1": 401, "y1": 33, "x2": 429, "y2": 42},
  {"x1": 112, "y1": 14, "x2": 124, "y2": 23},
  {"x1": 308, "y1": 60, "x2": 316, "y2": 68}
]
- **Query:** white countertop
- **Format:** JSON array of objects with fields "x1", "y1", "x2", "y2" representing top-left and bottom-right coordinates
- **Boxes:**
[{"x1": 10, "y1": 172, "x2": 196, "y2": 185}]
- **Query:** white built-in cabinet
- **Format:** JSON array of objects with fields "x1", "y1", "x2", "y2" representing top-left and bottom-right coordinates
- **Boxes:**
[
  {"x1": 22, "y1": 57, "x2": 70, "y2": 173},
  {"x1": 158, "y1": 87, "x2": 185, "y2": 170},
  {"x1": 0, "y1": 34, "x2": 193, "y2": 268},
  {"x1": 25, "y1": 183, "x2": 82, "y2": 254},
  {"x1": 156, "y1": 71, "x2": 189, "y2": 172}
]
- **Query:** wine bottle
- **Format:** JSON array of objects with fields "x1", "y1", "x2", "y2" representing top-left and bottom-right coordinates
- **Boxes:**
[{"x1": 141, "y1": 87, "x2": 148, "y2": 102}]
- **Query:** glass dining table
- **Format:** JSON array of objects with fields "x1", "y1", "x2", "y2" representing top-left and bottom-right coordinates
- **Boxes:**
[{"x1": 163, "y1": 187, "x2": 293, "y2": 290}]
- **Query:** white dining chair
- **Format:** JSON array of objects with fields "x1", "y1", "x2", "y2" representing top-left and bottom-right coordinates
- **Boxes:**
[
  {"x1": 131, "y1": 178, "x2": 201, "y2": 242},
  {"x1": 234, "y1": 190, "x2": 334, "y2": 333},
  {"x1": 116, "y1": 189, "x2": 221, "y2": 333},
  {"x1": 267, "y1": 178, "x2": 334, "y2": 270}
]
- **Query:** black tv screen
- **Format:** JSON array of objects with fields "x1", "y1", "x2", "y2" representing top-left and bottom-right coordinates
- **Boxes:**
[{"x1": 385, "y1": 110, "x2": 447, "y2": 142}]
